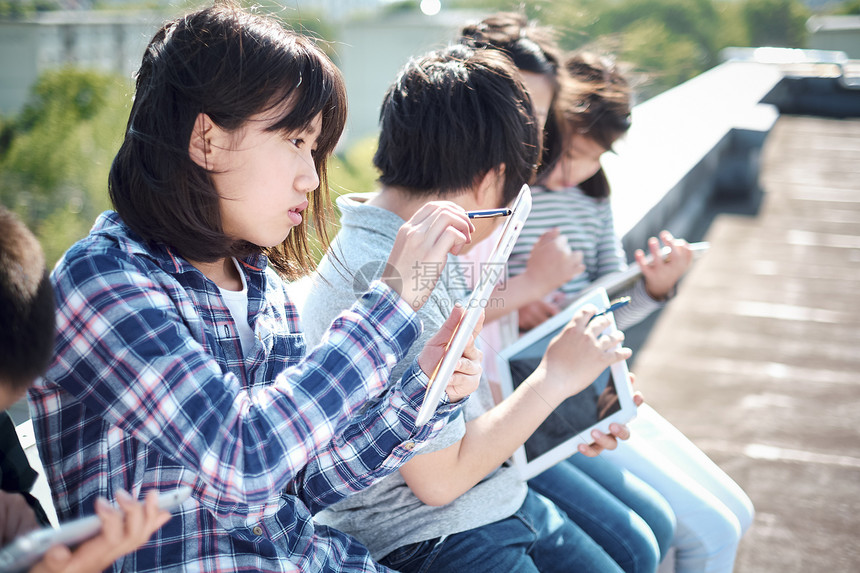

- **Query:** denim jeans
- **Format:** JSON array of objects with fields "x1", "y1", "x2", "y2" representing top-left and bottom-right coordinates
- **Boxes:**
[
  {"x1": 530, "y1": 455, "x2": 675, "y2": 573},
  {"x1": 600, "y1": 406, "x2": 755, "y2": 573},
  {"x1": 378, "y1": 488, "x2": 624, "y2": 573}
]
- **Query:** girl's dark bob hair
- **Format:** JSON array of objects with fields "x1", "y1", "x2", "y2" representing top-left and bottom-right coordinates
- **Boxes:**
[{"x1": 109, "y1": 3, "x2": 347, "y2": 278}]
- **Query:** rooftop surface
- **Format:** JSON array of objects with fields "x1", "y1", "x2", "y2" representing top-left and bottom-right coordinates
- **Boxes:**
[{"x1": 630, "y1": 114, "x2": 860, "y2": 571}]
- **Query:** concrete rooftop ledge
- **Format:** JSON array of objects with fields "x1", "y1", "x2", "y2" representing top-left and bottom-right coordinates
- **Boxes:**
[
  {"x1": 606, "y1": 59, "x2": 782, "y2": 253},
  {"x1": 605, "y1": 47, "x2": 859, "y2": 256}
]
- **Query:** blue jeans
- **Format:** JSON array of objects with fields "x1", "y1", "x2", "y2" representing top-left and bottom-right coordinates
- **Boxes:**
[
  {"x1": 530, "y1": 455, "x2": 675, "y2": 573},
  {"x1": 601, "y1": 406, "x2": 755, "y2": 573},
  {"x1": 377, "y1": 488, "x2": 624, "y2": 573}
]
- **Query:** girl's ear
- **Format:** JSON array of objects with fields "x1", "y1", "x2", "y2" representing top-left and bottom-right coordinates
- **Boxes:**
[{"x1": 188, "y1": 113, "x2": 227, "y2": 171}]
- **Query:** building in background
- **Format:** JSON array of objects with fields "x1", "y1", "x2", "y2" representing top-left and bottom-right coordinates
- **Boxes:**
[
  {"x1": 336, "y1": 8, "x2": 483, "y2": 144},
  {"x1": 0, "y1": 10, "x2": 163, "y2": 115},
  {"x1": 807, "y1": 15, "x2": 860, "y2": 59}
]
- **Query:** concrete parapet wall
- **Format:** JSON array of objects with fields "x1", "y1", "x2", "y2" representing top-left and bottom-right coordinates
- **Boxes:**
[{"x1": 606, "y1": 60, "x2": 783, "y2": 255}]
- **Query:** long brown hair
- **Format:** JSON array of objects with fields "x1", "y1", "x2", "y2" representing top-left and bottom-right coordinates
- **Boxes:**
[{"x1": 558, "y1": 52, "x2": 632, "y2": 198}]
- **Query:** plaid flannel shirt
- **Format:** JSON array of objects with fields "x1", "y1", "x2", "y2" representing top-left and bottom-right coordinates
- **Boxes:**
[{"x1": 29, "y1": 212, "x2": 458, "y2": 572}]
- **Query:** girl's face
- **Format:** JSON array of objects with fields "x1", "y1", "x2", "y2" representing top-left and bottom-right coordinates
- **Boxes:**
[
  {"x1": 520, "y1": 71, "x2": 554, "y2": 131},
  {"x1": 213, "y1": 111, "x2": 322, "y2": 248},
  {"x1": 542, "y1": 132, "x2": 606, "y2": 191}
]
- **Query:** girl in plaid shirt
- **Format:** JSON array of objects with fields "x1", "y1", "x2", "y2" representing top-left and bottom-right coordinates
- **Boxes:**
[{"x1": 28, "y1": 4, "x2": 482, "y2": 572}]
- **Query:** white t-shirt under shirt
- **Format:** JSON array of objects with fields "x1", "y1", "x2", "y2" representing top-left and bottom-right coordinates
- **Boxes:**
[{"x1": 217, "y1": 258, "x2": 256, "y2": 357}]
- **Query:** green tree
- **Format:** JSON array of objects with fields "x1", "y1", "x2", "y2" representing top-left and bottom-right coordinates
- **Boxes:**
[
  {"x1": 0, "y1": 0, "x2": 60, "y2": 18},
  {"x1": 0, "y1": 68, "x2": 131, "y2": 265},
  {"x1": 583, "y1": 0, "x2": 719, "y2": 61},
  {"x1": 835, "y1": 0, "x2": 860, "y2": 14},
  {"x1": 448, "y1": 0, "x2": 724, "y2": 98},
  {"x1": 617, "y1": 19, "x2": 704, "y2": 98},
  {"x1": 449, "y1": 0, "x2": 813, "y2": 100},
  {"x1": 743, "y1": 0, "x2": 809, "y2": 48}
]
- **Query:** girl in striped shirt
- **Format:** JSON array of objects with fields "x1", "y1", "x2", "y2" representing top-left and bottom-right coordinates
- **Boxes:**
[{"x1": 510, "y1": 51, "x2": 755, "y2": 573}]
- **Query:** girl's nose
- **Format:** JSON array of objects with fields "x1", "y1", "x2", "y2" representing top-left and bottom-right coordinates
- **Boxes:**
[{"x1": 296, "y1": 155, "x2": 320, "y2": 195}]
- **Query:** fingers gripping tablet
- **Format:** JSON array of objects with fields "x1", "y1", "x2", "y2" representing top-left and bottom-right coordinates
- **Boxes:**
[{"x1": 0, "y1": 486, "x2": 192, "y2": 573}]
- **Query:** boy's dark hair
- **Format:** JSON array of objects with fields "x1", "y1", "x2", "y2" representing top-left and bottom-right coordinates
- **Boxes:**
[
  {"x1": 109, "y1": 3, "x2": 347, "y2": 279},
  {"x1": 561, "y1": 52, "x2": 632, "y2": 199},
  {"x1": 374, "y1": 44, "x2": 540, "y2": 206},
  {"x1": 0, "y1": 207, "x2": 55, "y2": 391},
  {"x1": 460, "y1": 12, "x2": 566, "y2": 178}
]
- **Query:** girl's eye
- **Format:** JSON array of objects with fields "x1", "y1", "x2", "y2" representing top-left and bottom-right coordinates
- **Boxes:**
[{"x1": 289, "y1": 138, "x2": 303, "y2": 148}]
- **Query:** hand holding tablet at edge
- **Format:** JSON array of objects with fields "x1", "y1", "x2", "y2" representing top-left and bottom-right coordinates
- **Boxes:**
[
  {"x1": 577, "y1": 372, "x2": 645, "y2": 457},
  {"x1": 417, "y1": 304, "x2": 485, "y2": 404}
]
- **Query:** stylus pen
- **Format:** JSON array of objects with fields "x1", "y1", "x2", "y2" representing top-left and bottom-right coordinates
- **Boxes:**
[
  {"x1": 467, "y1": 208, "x2": 513, "y2": 219},
  {"x1": 588, "y1": 297, "x2": 631, "y2": 324}
]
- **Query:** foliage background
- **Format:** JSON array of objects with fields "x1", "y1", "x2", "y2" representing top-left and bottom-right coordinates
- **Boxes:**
[
  {"x1": 451, "y1": 0, "x2": 813, "y2": 99},
  {"x1": 0, "y1": 68, "x2": 129, "y2": 264},
  {"x1": 0, "y1": 0, "x2": 838, "y2": 265}
]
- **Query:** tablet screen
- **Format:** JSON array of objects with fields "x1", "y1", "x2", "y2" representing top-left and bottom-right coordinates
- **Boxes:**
[
  {"x1": 508, "y1": 350, "x2": 621, "y2": 461},
  {"x1": 493, "y1": 286, "x2": 636, "y2": 480}
]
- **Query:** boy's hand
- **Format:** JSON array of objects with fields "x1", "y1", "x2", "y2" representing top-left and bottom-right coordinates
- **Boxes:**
[
  {"x1": 0, "y1": 491, "x2": 40, "y2": 546},
  {"x1": 578, "y1": 373, "x2": 645, "y2": 457},
  {"x1": 30, "y1": 490, "x2": 171, "y2": 573},
  {"x1": 385, "y1": 202, "x2": 474, "y2": 309},
  {"x1": 636, "y1": 230, "x2": 693, "y2": 300},
  {"x1": 537, "y1": 305, "x2": 632, "y2": 406},
  {"x1": 417, "y1": 305, "x2": 484, "y2": 403},
  {"x1": 524, "y1": 228, "x2": 585, "y2": 296}
]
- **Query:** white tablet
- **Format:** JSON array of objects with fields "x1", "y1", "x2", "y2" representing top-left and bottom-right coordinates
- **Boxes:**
[
  {"x1": 415, "y1": 184, "x2": 533, "y2": 427},
  {"x1": 495, "y1": 287, "x2": 636, "y2": 480},
  {"x1": 0, "y1": 486, "x2": 192, "y2": 573}
]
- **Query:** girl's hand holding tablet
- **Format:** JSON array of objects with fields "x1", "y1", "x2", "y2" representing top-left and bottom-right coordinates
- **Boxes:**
[
  {"x1": 417, "y1": 304, "x2": 485, "y2": 403},
  {"x1": 635, "y1": 230, "x2": 694, "y2": 301},
  {"x1": 24, "y1": 490, "x2": 171, "y2": 573}
]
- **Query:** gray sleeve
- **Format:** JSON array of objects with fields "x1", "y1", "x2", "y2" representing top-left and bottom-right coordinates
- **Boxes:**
[{"x1": 300, "y1": 265, "x2": 360, "y2": 351}]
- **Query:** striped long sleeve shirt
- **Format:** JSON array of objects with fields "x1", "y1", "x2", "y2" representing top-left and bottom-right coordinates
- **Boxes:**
[{"x1": 508, "y1": 186, "x2": 663, "y2": 330}]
